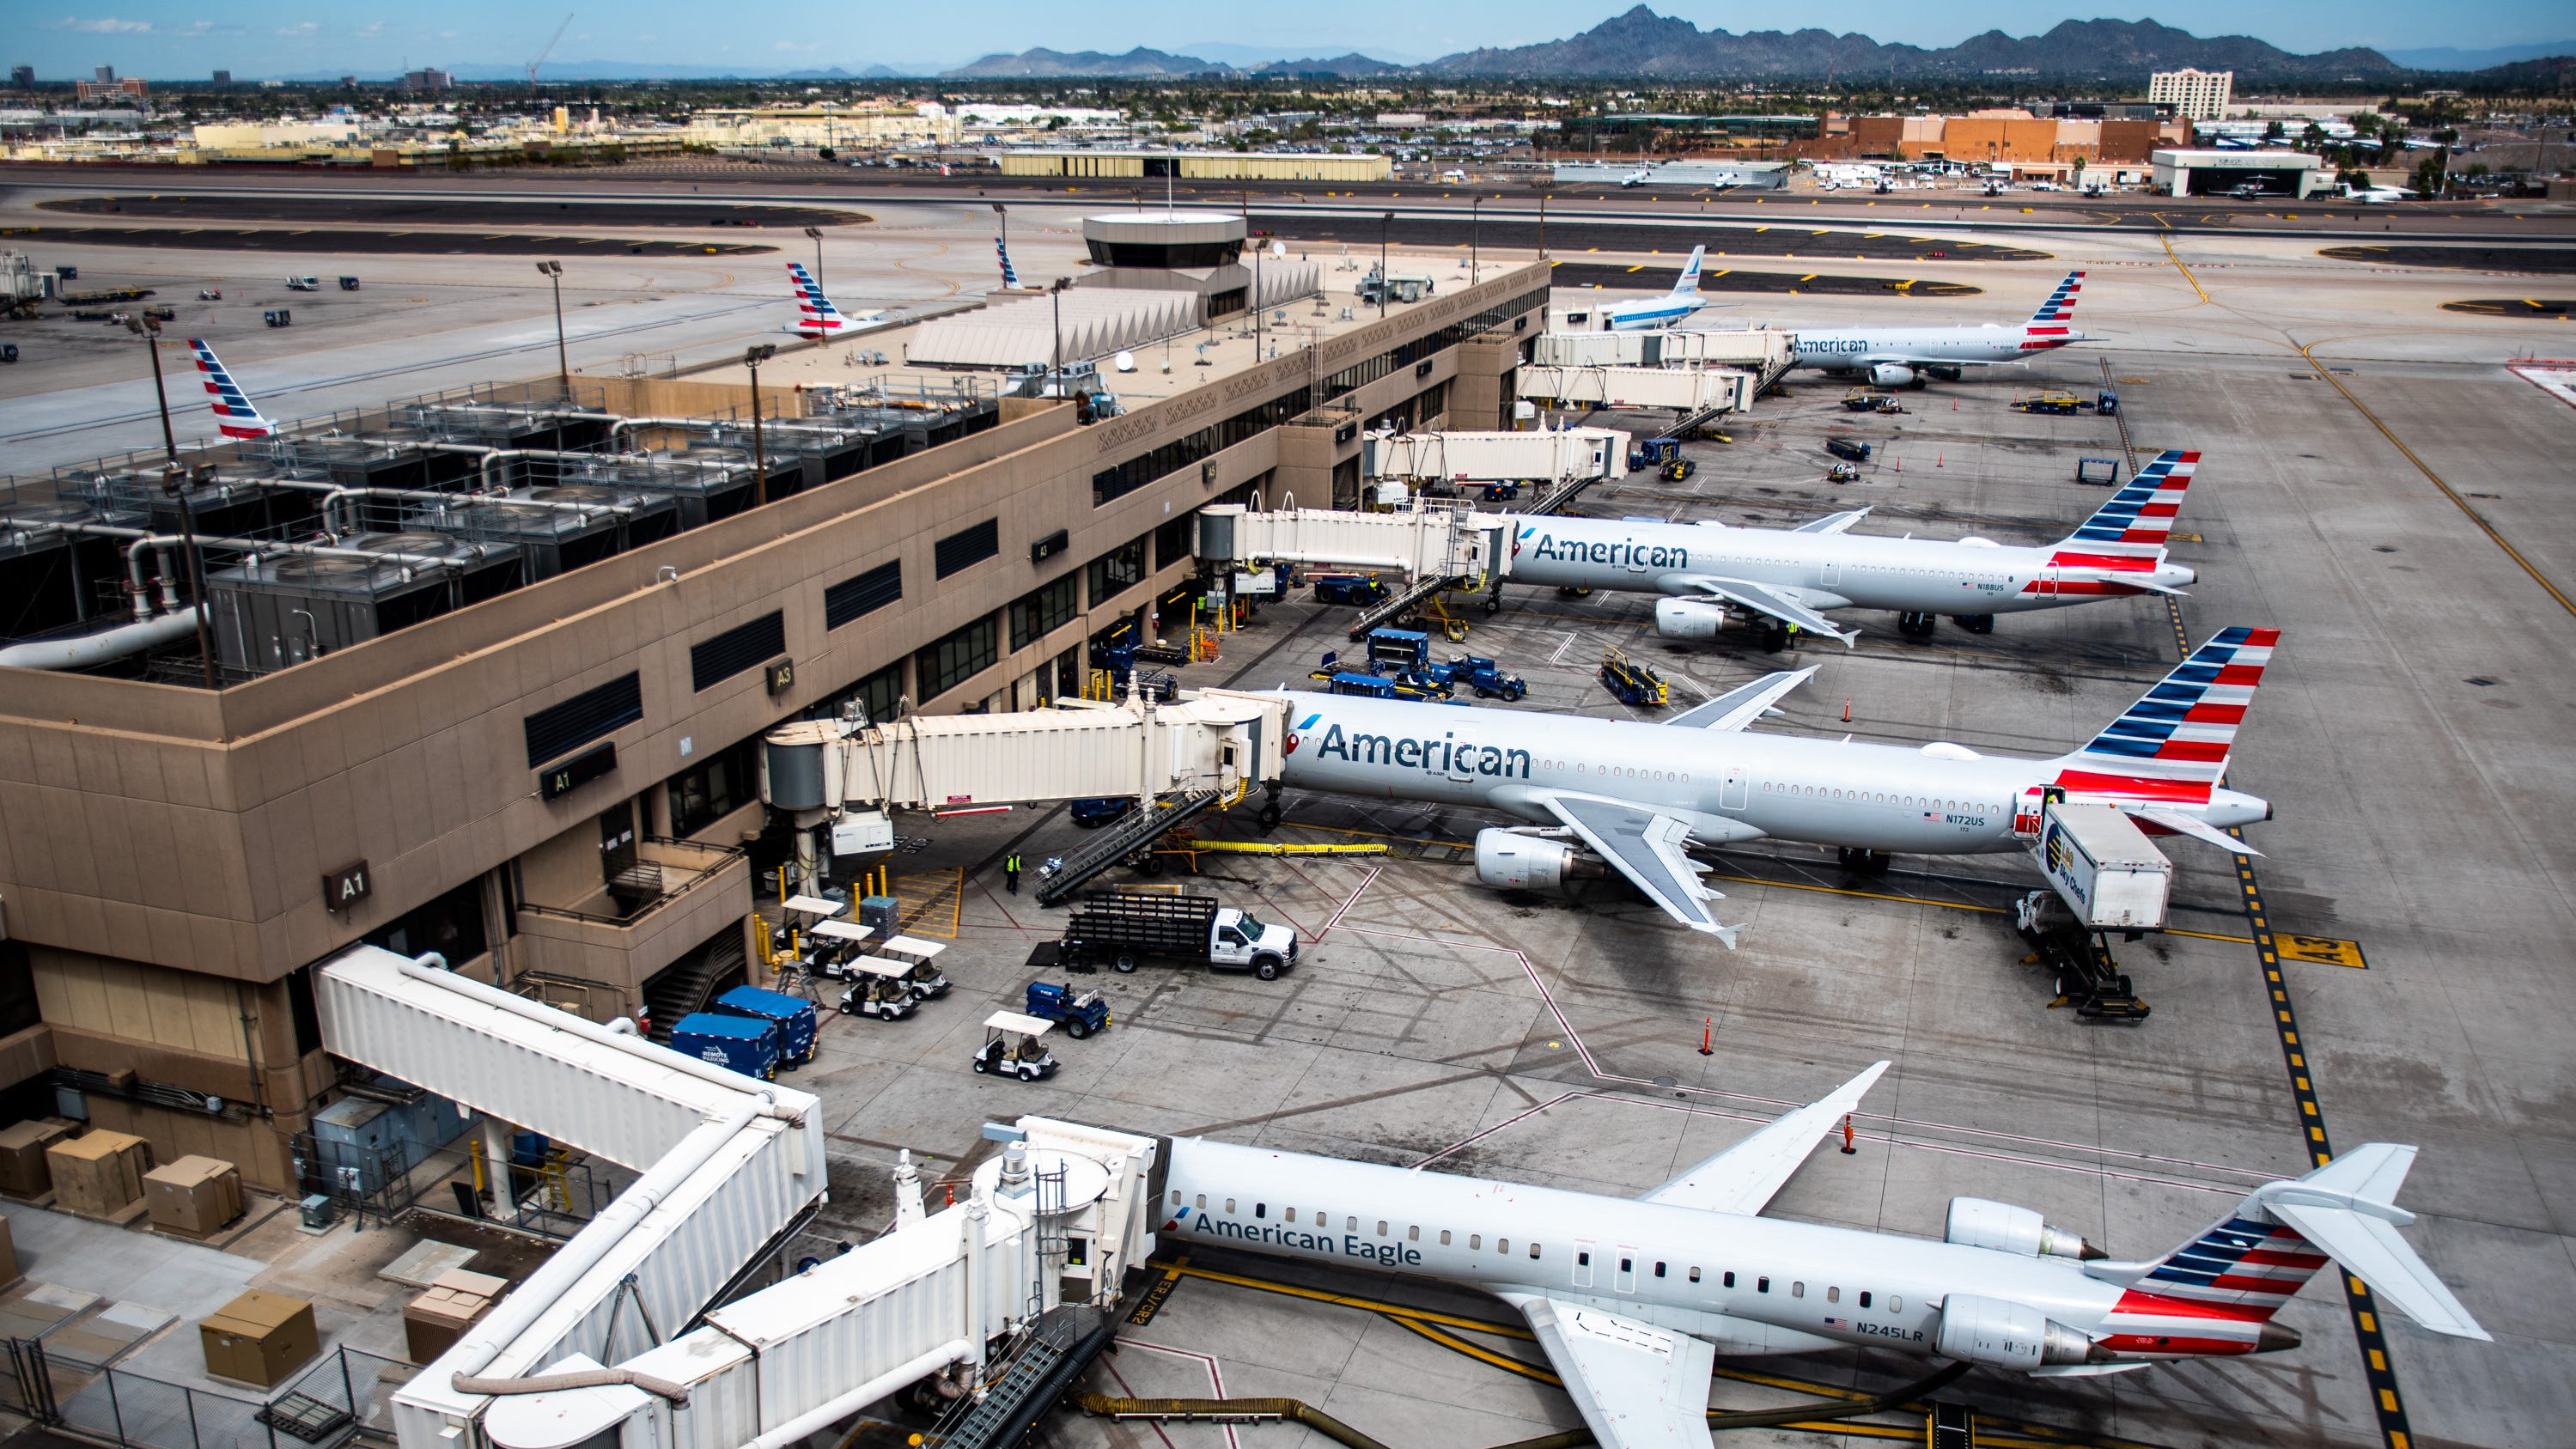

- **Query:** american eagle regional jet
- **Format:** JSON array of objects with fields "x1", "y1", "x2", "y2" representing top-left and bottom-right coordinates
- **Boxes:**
[
  {"x1": 1513, "y1": 448, "x2": 2201, "y2": 647},
  {"x1": 1277, "y1": 627, "x2": 2278, "y2": 941},
  {"x1": 1160, "y1": 1078, "x2": 2486, "y2": 1449}
]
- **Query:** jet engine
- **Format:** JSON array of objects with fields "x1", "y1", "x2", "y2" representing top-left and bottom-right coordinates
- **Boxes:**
[
  {"x1": 1934, "y1": 1294, "x2": 2110, "y2": 1370},
  {"x1": 1475, "y1": 831, "x2": 1603, "y2": 891},
  {"x1": 1868, "y1": 362, "x2": 1917, "y2": 387},
  {"x1": 1653, "y1": 596, "x2": 1728, "y2": 640},
  {"x1": 1946, "y1": 1197, "x2": 2104, "y2": 1260}
]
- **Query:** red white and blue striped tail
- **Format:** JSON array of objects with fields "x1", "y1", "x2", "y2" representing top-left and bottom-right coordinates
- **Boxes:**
[
  {"x1": 2054, "y1": 626, "x2": 2276, "y2": 802},
  {"x1": 2096, "y1": 1214, "x2": 2329, "y2": 1355},
  {"x1": 2061, "y1": 448, "x2": 2196, "y2": 552},
  {"x1": 186, "y1": 339, "x2": 276, "y2": 439},
  {"x1": 2025, "y1": 269, "x2": 2083, "y2": 330},
  {"x1": 787, "y1": 261, "x2": 847, "y2": 335},
  {"x1": 997, "y1": 237, "x2": 1021, "y2": 289}
]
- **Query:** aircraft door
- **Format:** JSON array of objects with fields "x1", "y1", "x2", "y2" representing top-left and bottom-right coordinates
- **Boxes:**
[
  {"x1": 1572, "y1": 1240, "x2": 1596, "y2": 1289},
  {"x1": 1721, "y1": 765, "x2": 1749, "y2": 811},
  {"x1": 1614, "y1": 1247, "x2": 1638, "y2": 1294},
  {"x1": 2038, "y1": 563, "x2": 2061, "y2": 596},
  {"x1": 1818, "y1": 558, "x2": 1842, "y2": 590}
]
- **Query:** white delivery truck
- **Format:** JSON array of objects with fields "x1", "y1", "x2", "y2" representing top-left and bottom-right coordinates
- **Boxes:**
[{"x1": 2033, "y1": 801, "x2": 2171, "y2": 931}]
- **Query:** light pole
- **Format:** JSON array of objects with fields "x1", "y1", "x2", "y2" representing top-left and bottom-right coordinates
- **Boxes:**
[
  {"x1": 801, "y1": 226, "x2": 823, "y2": 287},
  {"x1": 1378, "y1": 210, "x2": 1393, "y2": 320},
  {"x1": 743, "y1": 344, "x2": 776, "y2": 505},
  {"x1": 1048, "y1": 277, "x2": 1071, "y2": 391},
  {"x1": 126, "y1": 317, "x2": 217, "y2": 685},
  {"x1": 535, "y1": 260, "x2": 568, "y2": 394},
  {"x1": 1539, "y1": 191, "x2": 1550, "y2": 259}
]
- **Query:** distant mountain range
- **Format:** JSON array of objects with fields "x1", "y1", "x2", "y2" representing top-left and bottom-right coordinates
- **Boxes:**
[
  {"x1": 940, "y1": 46, "x2": 1406, "y2": 78},
  {"x1": 1415, "y1": 11, "x2": 2399, "y2": 81},
  {"x1": 2382, "y1": 40, "x2": 2576, "y2": 70}
]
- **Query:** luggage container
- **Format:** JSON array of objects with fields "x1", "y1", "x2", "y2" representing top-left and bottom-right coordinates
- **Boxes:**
[
  {"x1": 667, "y1": 1012, "x2": 780, "y2": 1081},
  {"x1": 709, "y1": 984, "x2": 818, "y2": 1067}
]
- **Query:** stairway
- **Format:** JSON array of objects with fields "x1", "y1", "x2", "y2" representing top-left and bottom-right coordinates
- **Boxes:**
[
  {"x1": 928, "y1": 1306, "x2": 1112, "y2": 1449},
  {"x1": 1033, "y1": 790, "x2": 1221, "y2": 906},
  {"x1": 639, "y1": 928, "x2": 748, "y2": 1041},
  {"x1": 1347, "y1": 573, "x2": 1467, "y2": 642}
]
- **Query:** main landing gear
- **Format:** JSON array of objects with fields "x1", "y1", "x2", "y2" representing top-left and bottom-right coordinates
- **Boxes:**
[
  {"x1": 1255, "y1": 781, "x2": 1284, "y2": 834},
  {"x1": 1836, "y1": 847, "x2": 1891, "y2": 874},
  {"x1": 1952, "y1": 613, "x2": 1994, "y2": 634},
  {"x1": 1895, "y1": 612, "x2": 1993, "y2": 637},
  {"x1": 1759, "y1": 622, "x2": 1793, "y2": 653}
]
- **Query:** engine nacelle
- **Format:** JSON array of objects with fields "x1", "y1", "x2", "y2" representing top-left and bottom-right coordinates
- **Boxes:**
[
  {"x1": 1653, "y1": 596, "x2": 1728, "y2": 641},
  {"x1": 1946, "y1": 1197, "x2": 2103, "y2": 1260},
  {"x1": 1868, "y1": 362, "x2": 1917, "y2": 387},
  {"x1": 1475, "y1": 831, "x2": 1601, "y2": 891},
  {"x1": 1934, "y1": 1294, "x2": 2107, "y2": 1370}
]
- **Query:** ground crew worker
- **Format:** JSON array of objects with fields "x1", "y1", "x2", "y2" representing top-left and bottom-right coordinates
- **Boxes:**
[
  {"x1": 1839, "y1": 1114, "x2": 1857, "y2": 1155},
  {"x1": 1004, "y1": 853, "x2": 1021, "y2": 894}
]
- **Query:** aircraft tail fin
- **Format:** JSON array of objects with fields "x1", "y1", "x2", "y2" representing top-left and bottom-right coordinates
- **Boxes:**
[
  {"x1": 2108, "y1": 1146, "x2": 2487, "y2": 1342},
  {"x1": 787, "y1": 261, "x2": 846, "y2": 335},
  {"x1": 997, "y1": 237, "x2": 1021, "y2": 289},
  {"x1": 186, "y1": 339, "x2": 276, "y2": 439},
  {"x1": 2026, "y1": 269, "x2": 2083, "y2": 330},
  {"x1": 2052, "y1": 626, "x2": 2276, "y2": 802},
  {"x1": 2060, "y1": 448, "x2": 2195, "y2": 551},
  {"x1": 1672, "y1": 245, "x2": 1705, "y2": 295}
]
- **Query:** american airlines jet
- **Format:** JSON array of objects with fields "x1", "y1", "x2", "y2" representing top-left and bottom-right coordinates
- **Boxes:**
[
  {"x1": 1157, "y1": 1076, "x2": 2486, "y2": 1449},
  {"x1": 186, "y1": 340, "x2": 276, "y2": 440},
  {"x1": 784, "y1": 262, "x2": 883, "y2": 338},
  {"x1": 1276, "y1": 626, "x2": 2278, "y2": 940},
  {"x1": 1786, "y1": 270, "x2": 2090, "y2": 386},
  {"x1": 1513, "y1": 448, "x2": 2200, "y2": 647}
]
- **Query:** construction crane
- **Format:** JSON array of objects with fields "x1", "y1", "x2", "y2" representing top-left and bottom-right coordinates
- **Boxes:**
[{"x1": 527, "y1": 13, "x2": 573, "y2": 94}]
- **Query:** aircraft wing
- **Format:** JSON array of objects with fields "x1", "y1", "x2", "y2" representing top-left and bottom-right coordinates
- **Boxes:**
[
  {"x1": 1673, "y1": 576, "x2": 1859, "y2": 647},
  {"x1": 1532, "y1": 792, "x2": 1740, "y2": 946},
  {"x1": 1501, "y1": 1294, "x2": 1717, "y2": 1449},
  {"x1": 1640, "y1": 1062, "x2": 1890, "y2": 1215},
  {"x1": 1791, "y1": 507, "x2": 1872, "y2": 536},
  {"x1": 2122, "y1": 806, "x2": 2261, "y2": 855},
  {"x1": 1666, "y1": 667, "x2": 1815, "y2": 732}
]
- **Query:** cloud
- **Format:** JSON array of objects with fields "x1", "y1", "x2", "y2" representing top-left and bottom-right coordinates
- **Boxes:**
[
  {"x1": 277, "y1": 20, "x2": 318, "y2": 33},
  {"x1": 57, "y1": 15, "x2": 152, "y2": 32},
  {"x1": 359, "y1": 20, "x2": 385, "y2": 34}
]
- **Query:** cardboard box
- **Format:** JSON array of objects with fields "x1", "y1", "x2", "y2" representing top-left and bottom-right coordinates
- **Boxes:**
[
  {"x1": 401, "y1": 1269, "x2": 507, "y2": 1364},
  {"x1": 144, "y1": 1156, "x2": 244, "y2": 1239},
  {"x1": 200, "y1": 1291, "x2": 318, "y2": 1387},
  {"x1": 0, "y1": 1215, "x2": 18, "y2": 1287},
  {"x1": 46, "y1": 1129, "x2": 151, "y2": 1219},
  {"x1": 0, "y1": 1120, "x2": 76, "y2": 1197}
]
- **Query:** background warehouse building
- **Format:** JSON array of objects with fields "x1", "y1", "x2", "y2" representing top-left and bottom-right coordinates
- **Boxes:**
[{"x1": 997, "y1": 148, "x2": 1392, "y2": 183}]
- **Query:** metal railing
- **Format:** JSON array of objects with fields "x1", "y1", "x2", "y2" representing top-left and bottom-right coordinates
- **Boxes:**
[
  {"x1": 515, "y1": 837, "x2": 746, "y2": 926},
  {"x1": 43, "y1": 1341, "x2": 410, "y2": 1449}
]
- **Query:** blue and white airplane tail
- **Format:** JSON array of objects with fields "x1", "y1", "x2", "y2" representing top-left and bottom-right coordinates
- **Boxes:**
[
  {"x1": 2052, "y1": 625, "x2": 2276, "y2": 803},
  {"x1": 2026, "y1": 270, "x2": 2084, "y2": 332},
  {"x1": 997, "y1": 237, "x2": 1021, "y2": 289},
  {"x1": 787, "y1": 261, "x2": 848, "y2": 337},
  {"x1": 1672, "y1": 244, "x2": 1704, "y2": 295},
  {"x1": 2057, "y1": 448, "x2": 2196, "y2": 552},
  {"x1": 186, "y1": 340, "x2": 275, "y2": 440}
]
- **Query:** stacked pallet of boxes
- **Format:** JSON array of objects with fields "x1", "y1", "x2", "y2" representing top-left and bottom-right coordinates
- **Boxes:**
[
  {"x1": 46, "y1": 1129, "x2": 152, "y2": 1221},
  {"x1": 403, "y1": 1269, "x2": 509, "y2": 1363},
  {"x1": 144, "y1": 1155, "x2": 246, "y2": 1240},
  {"x1": 201, "y1": 1290, "x2": 319, "y2": 1387},
  {"x1": 0, "y1": 1120, "x2": 77, "y2": 1198}
]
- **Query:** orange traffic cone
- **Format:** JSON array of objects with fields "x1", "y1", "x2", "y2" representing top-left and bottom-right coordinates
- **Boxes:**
[
  {"x1": 1937, "y1": 452, "x2": 1945, "y2": 467},
  {"x1": 1699, "y1": 1018, "x2": 1714, "y2": 1056}
]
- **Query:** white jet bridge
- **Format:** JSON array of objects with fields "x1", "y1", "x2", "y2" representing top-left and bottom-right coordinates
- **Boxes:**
[
  {"x1": 1361, "y1": 427, "x2": 1627, "y2": 489},
  {"x1": 1193, "y1": 498, "x2": 1508, "y2": 581},
  {"x1": 1532, "y1": 326, "x2": 1794, "y2": 388},
  {"x1": 317, "y1": 949, "x2": 1165, "y2": 1449},
  {"x1": 1518, "y1": 363, "x2": 1761, "y2": 419}
]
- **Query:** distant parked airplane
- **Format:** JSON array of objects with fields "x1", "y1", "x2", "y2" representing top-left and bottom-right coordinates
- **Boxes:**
[
  {"x1": 1599, "y1": 247, "x2": 1723, "y2": 332},
  {"x1": 1785, "y1": 270, "x2": 2091, "y2": 387}
]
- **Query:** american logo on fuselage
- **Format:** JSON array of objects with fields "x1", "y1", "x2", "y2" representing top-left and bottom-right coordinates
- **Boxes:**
[
  {"x1": 1519, "y1": 530, "x2": 1693, "y2": 570},
  {"x1": 1308, "y1": 721, "x2": 1533, "y2": 780}
]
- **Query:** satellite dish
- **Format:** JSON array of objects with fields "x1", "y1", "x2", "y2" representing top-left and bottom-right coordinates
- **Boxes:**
[
  {"x1": 1113, "y1": 350, "x2": 1136, "y2": 373},
  {"x1": 1270, "y1": 239, "x2": 1287, "y2": 259}
]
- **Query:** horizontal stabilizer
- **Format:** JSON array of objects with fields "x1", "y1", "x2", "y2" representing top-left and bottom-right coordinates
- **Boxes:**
[
  {"x1": 1666, "y1": 667, "x2": 1816, "y2": 732},
  {"x1": 2123, "y1": 806, "x2": 2261, "y2": 855},
  {"x1": 2258, "y1": 1148, "x2": 2488, "y2": 1340}
]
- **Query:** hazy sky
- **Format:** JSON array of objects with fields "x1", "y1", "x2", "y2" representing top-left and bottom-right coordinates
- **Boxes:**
[{"x1": 19, "y1": 1, "x2": 2570, "y2": 77}]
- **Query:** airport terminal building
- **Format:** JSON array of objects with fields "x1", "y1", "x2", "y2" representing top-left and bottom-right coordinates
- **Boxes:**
[{"x1": 0, "y1": 259, "x2": 1547, "y2": 1193}]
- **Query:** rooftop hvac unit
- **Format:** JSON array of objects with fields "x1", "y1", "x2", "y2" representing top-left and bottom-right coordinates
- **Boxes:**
[
  {"x1": 207, "y1": 530, "x2": 523, "y2": 674},
  {"x1": 0, "y1": 490, "x2": 153, "y2": 640},
  {"x1": 564, "y1": 454, "x2": 759, "y2": 529},
  {"x1": 647, "y1": 442, "x2": 802, "y2": 507},
  {"x1": 413, "y1": 485, "x2": 675, "y2": 578},
  {"x1": 403, "y1": 402, "x2": 613, "y2": 458},
  {"x1": 268, "y1": 429, "x2": 472, "y2": 494},
  {"x1": 81, "y1": 461, "x2": 324, "y2": 541}
]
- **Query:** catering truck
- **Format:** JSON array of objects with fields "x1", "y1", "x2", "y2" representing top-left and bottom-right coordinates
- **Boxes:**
[
  {"x1": 2033, "y1": 801, "x2": 2172, "y2": 932},
  {"x1": 1035, "y1": 892, "x2": 1299, "y2": 979}
]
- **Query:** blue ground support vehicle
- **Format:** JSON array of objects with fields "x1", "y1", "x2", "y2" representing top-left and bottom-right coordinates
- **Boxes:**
[
  {"x1": 1599, "y1": 645, "x2": 1670, "y2": 708},
  {"x1": 710, "y1": 984, "x2": 818, "y2": 1067},
  {"x1": 1439, "y1": 654, "x2": 1528, "y2": 701},
  {"x1": 1311, "y1": 572, "x2": 1392, "y2": 606},
  {"x1": 669, "y1": 1013, "x2": 780, "y2": 1081},
  {"x1": 1070, "y1": 797, "x2": 1134, "y2": 828},
  {"x1": 1022, "y1": 979, "x2": 1112, "y2": 1038},
  {"x1": 1323, "y1": 671, "x2": 1398, "y2": 698},
  {"x1": 1825, "y1": 436, "x2": 1873, "y2": 462},
  {"x1": 2096, "y1": 390, "x2": 2120, "y2": 417},
  {"x1": 1364, "y1": 628, "x2": 1431, "y2": 673}
]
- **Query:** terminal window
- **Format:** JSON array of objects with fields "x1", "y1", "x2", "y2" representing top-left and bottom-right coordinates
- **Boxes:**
[{"x1": 915, "y1": 616, "x2": 997, "y2": 702}]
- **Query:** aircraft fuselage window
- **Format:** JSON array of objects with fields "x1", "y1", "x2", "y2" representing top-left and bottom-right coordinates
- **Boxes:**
[
  {"x1": 1792, "y1": 1281, "x2": 1806, "y2": 1298},
  {"x1": 1757, "y1": 1276, "x2": 1769, "y2": 1293},
  {"x1": 1254, "y1": 1202, "x2": 1265, "y2": 1218},
  {"x1": 1858, "y1": 1291, "x2": 1872, "y2": 1308},
  {"x1": 1195, "y1": 1194, "x2": 1206, "y2": 1209},
  {"x1": 1722, "y1": 1271, "x2": 1735, "y2": 1288},
  {"x1": 1226, "y1": 1199, "x2": 1236, "y2": 1215}
]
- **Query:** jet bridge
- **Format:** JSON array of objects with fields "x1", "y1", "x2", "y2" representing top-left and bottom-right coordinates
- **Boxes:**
[
  {"x1": 1519, "y1": 364, "x2": 1759, "y2": 418},
  {"x1": 1195, "y1": 501, "x2": 1507, "y2": 581},
  {"x1": 1361, "y1": 427, "x2": 1627, "y2": 489}
]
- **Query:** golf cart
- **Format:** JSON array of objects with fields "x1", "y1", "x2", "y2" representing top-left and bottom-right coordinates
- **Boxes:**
[
  {"x1": 877, "y1": 935, "x2": 953, "y2": 1001},
  {"x1": 972, "y1": 1012, "x2": 1060, "y2": 1081},
  {"x1": 837, "y1": 959, "x2": 920, "y2": 1021}
]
